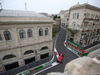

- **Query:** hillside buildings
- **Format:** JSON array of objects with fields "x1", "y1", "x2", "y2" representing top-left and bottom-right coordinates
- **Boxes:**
[
  {"x1": 61, "y1": 3, "x2": 100, "y2": 47},
  {"x1": 0, "y1": 9, "x2": 53, "y2": 72}
]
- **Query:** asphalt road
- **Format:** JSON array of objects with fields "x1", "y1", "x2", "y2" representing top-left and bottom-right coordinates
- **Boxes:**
[{"x1": 29, "y1": 27, "x2": 78, "y2": 75}]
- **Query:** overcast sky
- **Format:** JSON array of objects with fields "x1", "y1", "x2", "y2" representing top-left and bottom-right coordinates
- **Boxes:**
[{"x1": 1, "y1": 0, "x2": 100, "y2": 14}]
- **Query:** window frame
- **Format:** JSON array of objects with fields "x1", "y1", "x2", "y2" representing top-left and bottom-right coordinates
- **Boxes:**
[
  {"x1": 24, "y1": 50, "x2": 34, "y2": 55},
  {"x1": 45, "y1": 28, "x2": 49, "y2": 36},
  {"x1": 39, "y1": 28, "x2": 43, "y2": 36},
  {"x1": 3, "y1": 54, "x2": 16, "y2": 60},
  {"x1": 40, "y1": 46, "x2": 49, "y2": 51},
  {"x1": 0, "y1": 34, "x2": 2, "y2": 41},
  {"x1": 27, "y1": 29, "x2": 33, "y2": 38},
  {"x1": 19, "y1": 30, "x2": 25, "y2": 39},
  {"x1": 4, "y1": 31, "x2": 12, "y2": 41}
]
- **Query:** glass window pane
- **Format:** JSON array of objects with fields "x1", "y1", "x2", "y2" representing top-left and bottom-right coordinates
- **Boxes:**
[
  {"x1": 45, "y1": 28, "x2": 49, "y2": 36},
  {"x1": 39, "y1": 28, "x2": 43, "y2": 36},
  {"x1": 4, "y1": 31, "x2": 12, "y2": 40},
  {"x1": 27, "y1": 29, "x2": 33, "y2": 37},
  {"x1": 19, "y1": 30, "x2": 25, "y2": 39},
  {"x1": 0, "y1": 34, "x2": 2, "y2": 40}
]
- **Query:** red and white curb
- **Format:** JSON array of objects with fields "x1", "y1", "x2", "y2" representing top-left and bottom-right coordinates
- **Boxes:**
[
  {"x1": 64, "y1": 41, "x2": 80, "y2": 57},
  {"x1": 64, "y1": 41, "x2": 68, "y2": 48},
  {"x1": 54, "y1": 48, "x2": 59, "y2": 59}
]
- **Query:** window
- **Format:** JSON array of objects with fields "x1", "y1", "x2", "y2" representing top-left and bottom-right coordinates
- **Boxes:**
[
  {"x1": 95, "y1": 14, "x2": 99, "y2": 19},
  {"x1": 75, "y1": 14, "x2": 77, "y2": 19},
  {"x1": 73, "y1": 24, "x2": 75, "y2": 30},
  {"x1": 77, "y1": 13, "x2": 79, "y2": 19},
  {"x1": 19, "y1": 30, "x2": 25, "y2": 39},
  {"x1": 73, "y1": 13, "x2": 79, "y2": 19},
  {"x1": 40, "y1": 46, "x2": 48, "y2": 51},
  {"x1": 40, "y1": 53, "x2": 49, "y2": 59},
  {"x1": 0, "y1": 34, "x2": 2, "y2": 41},
  {"x1": 3, "y1": 54, "x2": 16, "y2": 60},
  {"x1": 4, "y1": 31, "x2": 12, "y2": 40},
  {"x1": 91, "y1": 14, "x2": 95, "y2": 18},
  {"x1": 73, "y1": 14, "x2": 74, "y2": 19},
  {"x1": 45, "y1": 28, "x2": 49, "y2": 36},
  {"x1": 84, "y1": 13, "x2": 90, "y2": 18},
  {"x1": 24, "y1": 50, "x2": 34, "y2": 55},
  {"x1": 39, "y1": 28, "x2": 43, "y2": 36},
  {"x1": 27, "y1": 29, "x2": 33, "y2": 37}
]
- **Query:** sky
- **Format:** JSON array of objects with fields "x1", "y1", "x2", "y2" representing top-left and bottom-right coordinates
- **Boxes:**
[{"x1": 0, "y1": 0, "x2": 100, "y2": 14}]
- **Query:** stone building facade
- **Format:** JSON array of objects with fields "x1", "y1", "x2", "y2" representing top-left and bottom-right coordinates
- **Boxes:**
[
  {"x1": 53, "y1": 18, "x2": 61, "y2": 33},
  {"x1": 66, "y1": 3, "x2": 100, "y2": 47},
  {"x1": 0, "y1": 9, "x2": 54, "y2": 72},
  {"x1": 60, "y1": 10, "x2": 69, "y2": 27}
]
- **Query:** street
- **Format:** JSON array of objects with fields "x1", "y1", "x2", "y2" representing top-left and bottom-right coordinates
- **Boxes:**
[{"x1": 29, "y1": 27, "x2": 78, "y2": 75}]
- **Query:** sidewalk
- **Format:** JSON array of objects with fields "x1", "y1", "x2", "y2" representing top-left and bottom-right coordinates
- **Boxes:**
[{"x1": 0, "y1": 56, "x2": 53, "y2": 75}]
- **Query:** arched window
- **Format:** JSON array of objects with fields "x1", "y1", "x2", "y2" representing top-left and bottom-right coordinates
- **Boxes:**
[
  {"x1": 19, "y1": 30, "x2": 25, "y2": 39},
  {"x1": 40, "y1": 46, "x2": 48, "y2": 51},
  {"x1": 24, "y1": 50, "x2": 34, "y2": 55},
  {"x1": 0, "y1": 34, "x2": 2, "y2": 41},
  {"x1": 4, "y1": 31, "x2": 12, "y2": 40},
  {"x1": 39, "y1": 28, "x2": 43, "y2": 36},
  {"x1": 3, "y1": 54, "x2": 16, "y2": 60},
  {"x1": 27, "y1": 29, "x2": 33, "y2": 37},
  {"x1": 45, "y1": 28, "x2": 49, "y2": 36}
]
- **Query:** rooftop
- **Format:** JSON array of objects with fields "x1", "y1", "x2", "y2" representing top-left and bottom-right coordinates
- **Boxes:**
[
  {"x1": 0, "y1": 9, "x2": 49, "y2": 18},
  {"x1": 70, "y1": 3, "x2": 100, "y2": 12},
  {"x1": 0, "y1": 9, "x2": 54, "y2": 23}
]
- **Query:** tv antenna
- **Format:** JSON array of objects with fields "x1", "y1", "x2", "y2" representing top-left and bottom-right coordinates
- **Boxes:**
[
  {"x1": 0, "y1": 2, "x2": 3, "y2": 9},
  {"x1": 25, "y1": 2, "x2": 27, "y2": 11}
]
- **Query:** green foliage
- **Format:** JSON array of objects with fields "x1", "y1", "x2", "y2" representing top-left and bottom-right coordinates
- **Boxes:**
[
  {"x1": 53, "y1": 15, "x2": 60, "y2": 20},
  {"x1": 52, "y1": 32, "x2": 58, "y2": 39},
  {"x1": 67, "y1": 28, "x2": 79, "y2": 37}
]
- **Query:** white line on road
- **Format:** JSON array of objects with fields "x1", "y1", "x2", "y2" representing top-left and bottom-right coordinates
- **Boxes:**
[{"x1": 33, "y1": 62, "x2": 59, "y2": 75}]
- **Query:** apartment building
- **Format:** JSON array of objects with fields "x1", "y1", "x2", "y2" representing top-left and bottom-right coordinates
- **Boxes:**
[
  {"x1": 0, "y1": 9, "x2": 53, "y2": 72},
  {"x1": 67, "y1": 3, "x2": 100, "y2": 47}
]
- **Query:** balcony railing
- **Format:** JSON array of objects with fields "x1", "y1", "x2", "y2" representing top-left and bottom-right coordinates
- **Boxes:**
[
  {"x1": 83, "y1": 18, "x2": 99, "y2": 23},
  {"x1": 84, "y1": 18, "x2": 93, "y2": 20}
]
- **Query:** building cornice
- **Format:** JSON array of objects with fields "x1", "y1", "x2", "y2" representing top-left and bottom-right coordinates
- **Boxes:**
[
  {"x1": 0, "y1": 21, "x2": 54, "y2": 25},
  {"x1": 70, "y1": 3, "x2": 100, "y2": 12}
]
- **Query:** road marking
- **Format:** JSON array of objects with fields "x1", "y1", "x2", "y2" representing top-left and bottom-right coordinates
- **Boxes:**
[
  {"x1": 54, "y1": 31, "x2": 61, "y2": 59},
  {"x1": 33, "y1": 30, "x2": 61, "y2": 75},
  {"x1": 33, "y1": 62, "x2": 59, "y2": 75}
]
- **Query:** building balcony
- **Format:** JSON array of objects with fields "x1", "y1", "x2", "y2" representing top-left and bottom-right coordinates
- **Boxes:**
[
  {"x1": 84, "y1": 18, "x2": 93, "y2": 20},
  {"x1": 81, "y1": 30, "x2": 90, "y2": 35},
  {"x1": 94, "y1": 19, "x2": 99, "y2": 21},
  {"x1": 83, "y1": 18, "x2": 99, "y2": 23}
]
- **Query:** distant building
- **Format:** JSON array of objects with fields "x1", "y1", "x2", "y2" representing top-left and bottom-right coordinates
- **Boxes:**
[
  {"x1": 53, "y1": 18, "x2": 61, "y2": 33},
  {"x1": 60, "y1": 10, "x2": 69, "y2": 27},
  {"x1": 50, "y1": 14, "x2": 61, "y2": 33},
  {"x1": 0, "y1": 9, "x2": 54, "y2": 72},
  {"x1": 67, "y1": 3, "x2": 100, "y2": 47}
]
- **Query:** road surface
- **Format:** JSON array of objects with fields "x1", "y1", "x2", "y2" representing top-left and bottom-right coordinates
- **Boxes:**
[{"x1": 29, "y1": 27, "x2": 78, "y2": 75}]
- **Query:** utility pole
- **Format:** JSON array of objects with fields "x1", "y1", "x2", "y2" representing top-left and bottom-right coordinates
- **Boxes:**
[
  {"x1": 0, "y1": 2, "x2": 3, "y2": 9},
  {"x1": 25, "y1": 2, "x2": 27, "y2": 11}
]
